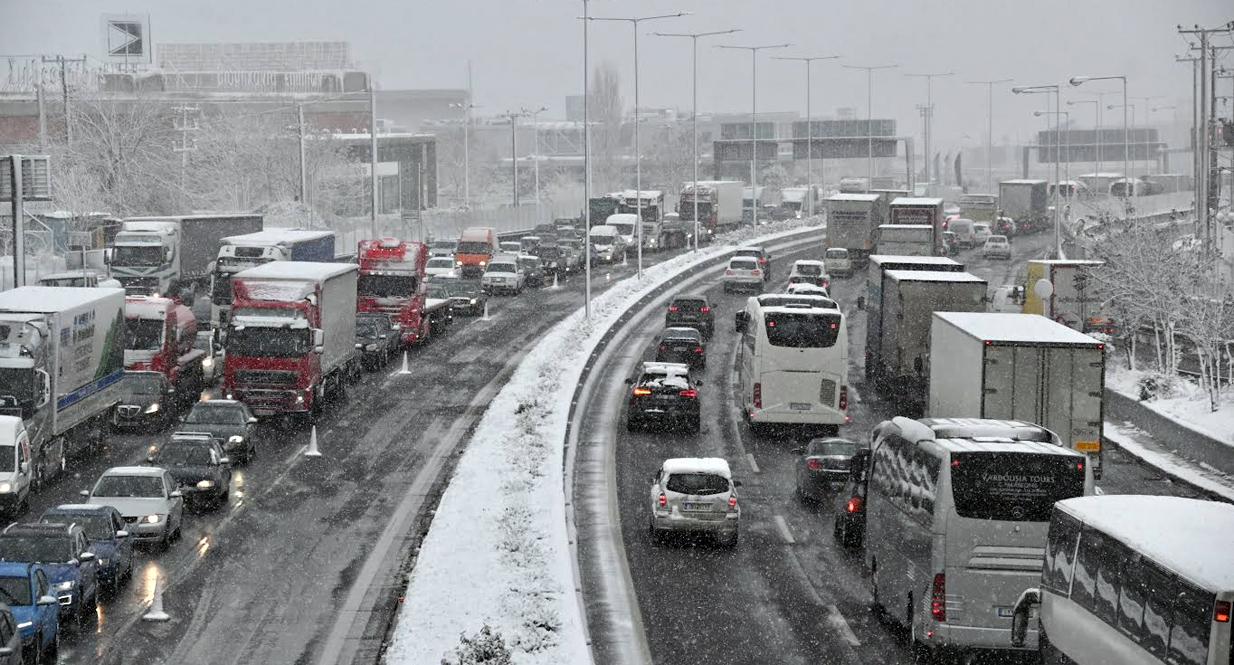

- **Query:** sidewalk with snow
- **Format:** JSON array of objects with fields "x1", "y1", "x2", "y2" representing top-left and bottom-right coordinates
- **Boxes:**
[{"x1": 384, "y1": 219, "x2": 824, "y2": 664}]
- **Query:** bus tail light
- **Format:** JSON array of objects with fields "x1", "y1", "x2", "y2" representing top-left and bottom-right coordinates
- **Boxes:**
[
  {"x1": 752, "y1": 383, "x2": 762, "y2": 408},
  {"x1": 1216, "y1": 600, "x2": 1231, "y2": 623},
  {"x1": 839, "y1": 386, "x2": 849, "y2": 411},
  {"x1": 931, "y1": 573, "x2": 946, "y2": 622}
]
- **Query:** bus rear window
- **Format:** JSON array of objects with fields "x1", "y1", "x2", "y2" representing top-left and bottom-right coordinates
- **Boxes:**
[
  {"x1": 950, "y1": 452, "x2": 1086, "y2": 521},
  {"x1": 764, "y1": 312, "x2": 841, "y2": 348}
]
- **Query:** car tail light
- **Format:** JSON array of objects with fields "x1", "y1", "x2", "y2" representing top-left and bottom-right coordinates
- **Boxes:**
[
  {"x1": 728, "y1": 495, "x2": 737, "y2": 509},
  {"x1": 679, "y1": 389, "x2": 698, "y2": 398},
  {"x1": 752, "y1": 269, "x2": 762, "y2": 276},
  {"x1": 753, "y1": 382, "x2": 762, "y2": 408},
  {"x1": 1216, "y1": 600, "x2": 1231, "y2": 623},
  {"x1": 658, "y1": 493, "x2": 667, "y2": 507},
  {"x1": 668, "y1": 306, "x2": 678, "y2": 311},
  {"x1": 839, "y1": 385, "x2": 849, "y2": 411},
  {"x1": 658, "y1": 345, "x2": 667, "y2": 352},
  {"x1": 725, "y1": 269, "x2": 734, "y2": 275},
  {"x1": 822, "y1": 280, "x2": 830, "y2": 289},
  {"x1": 694, "y1": 346, "x2": 704, "y2": 354},
  {"x1": 807, "y1": 458, "x2": 823, "y2": 470},
  {"x1": 931, "y1": 573, "x2": 946, "y2": 622},
  {"x1": 757, "y1": 257, "x2": 766, "y2": 263},
  {"x1": 699, "y1": 306, "x2": 710, "y2": 312},
  {"x1": 632, "y1": 387, "x2": 652, "y2": 396},
  {"x1": 846, "y1": 497, "x2": 863, "y2": 513}
]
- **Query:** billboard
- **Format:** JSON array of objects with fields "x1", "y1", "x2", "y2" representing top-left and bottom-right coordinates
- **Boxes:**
[
  {"x1": 1036, "y1": 128, "x2": 1163, "y2": 163},
  {"x1": 100, "y1": 14, "x2": 152, "y2": 65}
]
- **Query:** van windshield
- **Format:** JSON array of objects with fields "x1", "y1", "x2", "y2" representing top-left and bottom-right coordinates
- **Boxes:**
[
  {"x1": 457, "y1": 242, "x2": 491, "y2": 254},
  {"x1": 0, "y1": 445, "x2": 13, "y2": 473},
  {"x1": 950, "y1": 452, "x2": 1086, "y2": 521}
]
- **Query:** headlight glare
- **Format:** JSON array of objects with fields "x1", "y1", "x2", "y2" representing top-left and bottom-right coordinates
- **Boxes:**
[
  {"x1": 144, "y1": 402, "x2": 160, "y2": 414},
  {"x1": 196, "y1": 480, "x2": 215, "y2": 489},
  {"x1": 144, "y1": 514, "x2": 161, "y2": 524}
]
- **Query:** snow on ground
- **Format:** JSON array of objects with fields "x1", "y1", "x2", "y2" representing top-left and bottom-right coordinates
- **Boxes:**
[
  {"x1": 1107, "y1": 366, "x2": 1234, "y2": 450},
  {"x1": 385, "y1": 218, "x2": 824, "y2": 665},
  {"x1": 1104, "y1": 423, "x2": 1234, "y2": 503}
]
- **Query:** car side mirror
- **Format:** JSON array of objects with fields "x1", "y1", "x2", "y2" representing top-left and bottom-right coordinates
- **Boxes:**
[
  {"x1": 248, "y1": 417, "x2": 258, "y2": 424},
  {"x1": 79, "y1": 489, "x2": 90, "y2": 497},
  {"x1": 790, "y1": 447, "x2": 804, "y2": 455},
  {"x1": 36, "y1": 595, "x2": 58, "y2": 606},
  {"x1": 116, "y1": 530, "x2": 129, "y2": 538},
  {"x1": 79, "y1": 551, "x2": 96, "y2": 563},
  {"x1": 355, "y1": 343, "x2": 364, "y2": 350},
  {"x1": 623, "y1": 378, "x2": 633, "y2": 385},
  {"x1": 856, "y1": 296, "x2": 866, "y2": 311},
  {"x1": 1010, "y1": 588, "x2": 1040, "y2": 647},
  {"x1": 170, "y1": 490, "x2": 183, "y2": 498},
  {"x1": 733, "y1": 480, "x2": 743, "y2": 487},
  {"x1": 19, "y1": 461, "x2": 28, "y2": 475},
  {"x1": 219, "y1": 457, "x2": 231, "y2": 466},
  {"x1": 314, "y1": 345, "x2": 325, "y2": 354}
]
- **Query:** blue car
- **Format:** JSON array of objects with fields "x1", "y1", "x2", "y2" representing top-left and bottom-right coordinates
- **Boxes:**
[
  {"x1": 0, "y1": 562, "x2": 58, "y2": 662},
  {"x1": 40, "y1": 505, "x2": 133, "y2": 592},
  {"x1": 0, "y1": 523, "x2": 98, "y2": 627}
]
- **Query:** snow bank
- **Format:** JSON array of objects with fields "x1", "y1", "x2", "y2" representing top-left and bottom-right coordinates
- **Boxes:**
[
  {"x1": 385, "y1": 218, "x2": 823, "y2": 664},
  {"x1": 1104, "y1": 423, "x2": 1234, "y2": 503},
  {"x1": 1107, "y1": 367, "x2": 1234, "y2": 451}
]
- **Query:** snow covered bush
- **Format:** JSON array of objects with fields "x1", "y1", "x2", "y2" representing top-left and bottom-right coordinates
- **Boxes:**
[{"x1": 442, "y1": 626, "x2": 512, "y2": 665}]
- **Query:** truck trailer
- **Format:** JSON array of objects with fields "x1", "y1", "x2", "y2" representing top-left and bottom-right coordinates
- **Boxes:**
[
  {"x1": 928, "y1": 312, "x2": 1106, "y2": 476},
  {"x1": 679, "y1": 181, "x2": 743, "y2": 240},
  {"x1": 109, "y1": 214, "x2": 263, "y2": 299},
  {"x1": 824, "y1": 194, "x2": 883, "y2": 265},
  {"x1": 210, "y1": 229, "x2": 337, "y2": 330},
  {"x1": 864, "y1": 255, "x2": 966, "y2": 384},
  {"x1": 1021, "y1": 260, "x2": 1113, "y2": 334},
  {"x1": 885, "y1": 197, "x2": 945, "y2": 255},
  {"x1": 999, "y1": 180, "x2": 1050, "y2": 234}
]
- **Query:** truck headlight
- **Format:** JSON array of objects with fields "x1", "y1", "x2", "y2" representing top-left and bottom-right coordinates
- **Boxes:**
[
  {"x1": 0, "y1": 483, "x2": 11, "y2": 494},
  {"x1": 203, "y1": 356, "x2": 214, "y2": 368},
  {"x1": 229, "y1": 435, "x2": 244, "y2": 444},
  {"x1": 144, "y1": 514, "x2": 161, "y2": 524},
  {"x1": 54, "y1": 581, "x2": 74, "y2": 591},
  {"x1": 144, "y1": 403, "x2": 160, "y2": 414},
  {"x1": 196, "y1": 480, "x2": 215, "y2": 489},
  {"x1": 455, "y1": 261, "x2": 463, "y2": 267}
]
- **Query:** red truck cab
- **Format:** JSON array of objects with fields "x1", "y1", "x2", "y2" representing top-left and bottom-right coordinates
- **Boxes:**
[
  {"x1": 123, "y1": 296, "x2": 206, "y2": 399},
  {"x1": 357, "y1": 238, "x2": 433, "y2": 345}
]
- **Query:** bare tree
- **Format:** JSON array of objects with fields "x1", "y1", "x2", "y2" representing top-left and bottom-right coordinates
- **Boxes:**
[{"x1": 590, "y1": 62, "x2": 625, "y2": 193}]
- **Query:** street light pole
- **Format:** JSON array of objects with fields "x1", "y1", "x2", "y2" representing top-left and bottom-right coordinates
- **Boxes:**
[
  {"x1": 842, "y1": 63, "x2": 898, "y2": 186},
  {"x1": 449, "y1": 102, "x2": 480, "y2": 208},
  {"x1": 590, "y1": 12, "x2": 688, "y2": 279},
  {"x1": 1070, "y1": 75, "x2": 1128, "y2": 205},
  {"x1": 1013, "y1": 85, "x2": 1062, "y2": 257},
  {"x1": 1066, "y1": 98, "x2": 1102, "y2": 175},
  {"x1": 775, "y1": 55, "x2": 842, "y2": 216},
  {"x1": 522, "y1": 106, "x2": 549, "y2": 220},
  {"x1": 717, "y1": 43, "x2": 792, "y2": 227},
  {"x1": 655, "y1": 29, "x2": 742, "y2": 251},
  {"x1": 906, "y1": 71, "x2": 954, "y2": 187},
  {"x1": 966, "y1": 78, "x2": 1013, "y2": 194},
  {"x1": 1107, "y1": 103, "x2": 1137, "y2": 180}
]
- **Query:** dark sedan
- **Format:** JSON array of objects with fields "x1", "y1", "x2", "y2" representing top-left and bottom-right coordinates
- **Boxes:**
[
  {"x1": 147, "y1": 434, "x2": 232, "y2": 509},
  {"x1": 665, "y1": 295, "x2": 714, "y2": 339},
  {"x1": 111, "y1": 371, "x2": 174, "y2": 430},
  {"x1": 355, "y1": 314, "x2": 395, "y2": 370},
  {"x1": 792, "y1": 437, "x2": 860, "y2": 502},
  {"x1": 177, "y1": 400, "x2": 259, "y2": 464},
  {"x1": 429, "y1": 278, "x2": 488, "y2": 316},
  {"x1": 625, "y1": 362, "x2": 701, "y2": 433},
  {"x1": 535, "y1": 245, "x2": 568, "y2": 279},
  {"x1": 654, "y1": 327, "x2": 706, "y2": 368}
]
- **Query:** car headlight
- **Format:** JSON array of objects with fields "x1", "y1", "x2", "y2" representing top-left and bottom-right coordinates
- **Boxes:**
[
  {"x1": 54, "y1": 581, "x2": 74, "y2": 591},
  {"x1": 229, "y1": 435, "x2": 244, "y2": 444},
  {"x1": 144, "y1": 402, "x2": 160, "y2": 414},
  {"x1": 16, "y1": 621, "x2": 31, "y2": 630},
  {"x1": 202, "y1": 356, "x2": 214, "y2": 368},
  {"x1": 144, "y1": 514, "x2": 161, "y2": 524},
  {"x1": 98, "y1": 558, "x2": 110, "y2": 567},
  {"x1": 0, "y1": 482, "x2": 11, "y2": 494},
  {"x1": 365, "y1": 343, "x2": 377, "y2": 351},
  {"x1": 470, "y1": 298, "x2": 478, "y2": 305},
  {"x1": 455, "y1": 261, "x2": 462, "y2": 267},
  {"x1": 196, "y1": 480, "x2": 215, "y2": 489}
]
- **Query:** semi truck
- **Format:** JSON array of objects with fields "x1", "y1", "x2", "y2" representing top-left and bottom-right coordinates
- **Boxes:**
[
  {"x1": 957, "y1": 194, "x2": 998, "y2": 222},
  {"x1": 1021, "y1": 260, "x2": 1113, "y2": 334},
  {"x1": 356, "y1": 238, "x2": 452, "y2": 345},
  {"x1": 876, "y1": 225, "x2": 936, "y2": 256},
  {"x1": 223, "y1": 262, "x2": 360, "y2": 421},
  {"x1": 210, "y1": 229, "x2": 337, "y2": 330},
  {"x1": 824, "y1": 194, "x2": 883, "y2": 265},
  {"x1": 928, "y1": 311, "x2": 1106, "y2": 476},
  {"x1": 884, "y1": 197, "x2": 945, "y2": 255},
  {"x1": 678, "y1": 181, "x2": 743, "y2": 240},
  {"x1": 0, "y1": 287, "x2": 126, "y2": 508},
  {"x1": 123, "y1": 296, "x2": 206, "y2": 413},
  {"x1": 999, "y1": 180, "x2": 1050, "y2": 234},
  {"x1": 109, "y1": 214, "x2": 263, "y2": 299},
  {"x1": 866, "y1": 270, "x2": 987, "y2": 403},
  {"x1": 614, "y1": 190, "x2": 680, "y2": 251},
  {"x1": 779, "y1": 187, "x2": 813, "y2": 218}
]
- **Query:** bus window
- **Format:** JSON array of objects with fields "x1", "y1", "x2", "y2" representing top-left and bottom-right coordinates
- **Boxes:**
[
  {"x1": 764, "y1": 312, "x2": 841, "y2": 348},
  {"x1": 1042, "y1": 509, "x2": 1082, "y2": 594},
  {"x1": 949, "y1": 452, "x2": 1086, "y2": 521},
  {"x1": 1168, "y1": 583, "x2": 1215, "y2": 665}
]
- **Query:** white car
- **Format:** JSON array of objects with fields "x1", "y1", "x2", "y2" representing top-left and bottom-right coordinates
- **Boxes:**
[
  {"x1": 499, "y1": 241, "x2": 522, "y2": 253},
  {"x1": 787, "y1": 259, "x2": 830, "y2": 289},
  {"x1": 785, "y1": 282, "x2": 831, "y2": 298},
  {"x1": 588, "y1": 225, "x2": 627, "y2": 264},
  {"x1": 81, "y1": 466, "x2": 184, "y2": 547},
  {"x1": 425, "y1": 256, "x2": 458, "y2": 279},
  {"x1": 649, "y1": 457, "x2": 740, "y2": 547},
  {"x1": 973, "y1": 221, "x2": 993, "y2": 244},
  {"x1": 481, "y1": 257, "x2": 525, "y2": 295},
  {"x1": 823, "y1": 248, "x2": 853, "y2": 277},
  {"x1": 982, "y1": 234, "x2": 1011, "y2": 260},
  {"x1": 722, "y1": 256, "x2": 764, "y2": 293}
]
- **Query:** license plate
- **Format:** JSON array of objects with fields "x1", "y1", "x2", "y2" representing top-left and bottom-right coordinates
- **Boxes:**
[
  {"x1": 790, "y1": 402, "x2": 812, "y2": 411},
  {"x1": 1074, "y1": 440, "x2": 1101, "y2": 452},
  {"x1": 672, "y1": 346, "x2": 690, "y2": 352},
  {"x1": 996, "y1": 607, "x2": 1014, "y2": 618},
  {"x1": 683, "y1": 502, "x2": 712, "y2": 512}
]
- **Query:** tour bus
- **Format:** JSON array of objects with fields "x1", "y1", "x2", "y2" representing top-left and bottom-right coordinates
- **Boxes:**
[
  {"x1": 864, "y1": 417, "x2": 1094, "y2": 660},
  {"x1": 736, "y1": 299, "x2": 848, "y2": 434},
  {"x1": 1010, "y1": 495, "x2": 1234, "y2": 665}
]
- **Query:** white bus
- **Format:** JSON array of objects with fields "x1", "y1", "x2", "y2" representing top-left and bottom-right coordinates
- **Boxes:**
[
  {"x1": 1011, "y1": 495, "x2": 1234, "y2": 665},
  {"x1": 736, "y1": 300, "x2": 848, "y2": 434},
  {"x1": 864, "y1": 417, "x2": 1093, "y2": 660}
]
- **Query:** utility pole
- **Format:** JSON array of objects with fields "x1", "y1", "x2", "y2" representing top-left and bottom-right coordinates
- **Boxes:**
[
  {"x1": 370, "y1": 83, "x2": 380, "y2": 239},
  {"x1": 717, "y1": 43, "x2": 792, "y2": 227},
  {"x1": 502, "y1": 110, "x2": 527, "y2": 207},
  {"x1": 297, "y1": 104, "x2": 308, "y2": 207},
  {"x1": 966, "y1": 79, "x2": 1013, "y2": 194},
  {"x1": 775, "y1": 55, "x2": 842, "y2": 215},
  {"x1": 1178, "y1": 21, "x2": 1234, "y2": 252},
  {"x1": 41, "y1": 55, "x2": 86, "y2": 145},
  {"x1": 906, "y1": 72, "x2": 954, "y2": 187},
  {"x1": 842, "y1": 64, "x2": 898, "y2": 186}
]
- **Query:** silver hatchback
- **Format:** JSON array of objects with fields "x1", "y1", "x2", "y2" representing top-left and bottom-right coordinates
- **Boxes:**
[
  {"x1": 648, "y1": 458, "x2": 740, "y2": 547},
  {"x1": 722, "y1": 257, "x2": 764, "y2": 293}
]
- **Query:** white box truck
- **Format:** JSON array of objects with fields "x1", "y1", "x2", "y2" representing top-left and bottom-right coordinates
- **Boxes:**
[
  {"x1": 864, "y1": 255, "x2": 965, "y2": 383},
  {"x1": 928, "y1": 312, "x2": 1106, "y2": 476},
  {"x1": 825, "y1": 194, "x2": 883, "y2": 265}
]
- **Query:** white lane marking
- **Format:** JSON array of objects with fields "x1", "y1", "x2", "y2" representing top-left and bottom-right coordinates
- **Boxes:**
[
  {"x1": 827, "y1": 604, "x2": 862, "y2": 647},
  {"x1": 746, "y1": 453, "x2": 761, "y2": 474},
  {"x1": 774, "y1": 515, "x2": 796, "y2": 544}
]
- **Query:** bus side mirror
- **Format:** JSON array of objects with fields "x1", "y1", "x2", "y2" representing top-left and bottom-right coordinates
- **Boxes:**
[{"x1": 1010, "y1": 588, "x2": 1040, "y2": 648}]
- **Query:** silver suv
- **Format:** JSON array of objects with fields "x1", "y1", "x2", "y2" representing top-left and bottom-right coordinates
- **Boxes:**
[{"x1": 648, "y1": 458, "x2": 740, "y2": 547}]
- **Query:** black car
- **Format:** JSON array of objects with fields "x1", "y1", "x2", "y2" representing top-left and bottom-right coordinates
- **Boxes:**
[
  {"x1": 355, "y1": 314, "x2": 395, "y2": 370},
  {"x1": 832, "y1": 448, "x2": 870, "y2": 549},
  {"x1": 147, "y1": 434, "x2": 232, "y2": 509},
  {"x1": 654, "y1": 327, "x2": 706, "y2": 368},
  {"x1": 792, "y1": 437, "x2": 859, "y2": 502},
  {"x1": 177, "y1": 400, "x2": 259, "y2": 464},
  {"x1": 665, "y1": 295, "x2": 714, "y2": 339},
  {"x1": 429, "y1": 277, "x2": 487, "y2": 316},
  {"x1": 535, "y1": 244, "x2": 568, "y2": 279},
  {"x1": 517, "y1": 256, "x2": 547, "y2": 288},
  {"x1": 625, "y1": 362, "x2": 701, "y2": 433},
  {"x1": 111, "y1": 371, "x2": 174, "y2": 430},
  {"x1": 733, "y1": 247, "x2": 772, "y2": 280}
]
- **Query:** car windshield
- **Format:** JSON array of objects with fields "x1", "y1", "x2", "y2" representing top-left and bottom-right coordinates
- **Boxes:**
[
  {"x1": 665, "y1": 473, "x2": 729, "y2": 496},
  {"x1": 488, "y1": 263, "x2": 516, "y2": 274},
  {"x1": 122, "y1": 373, "x2": 165, "y2": 395},
  {"x1": 734, "y1": 250, "x2": 761, "y2": 259},
  {"x1": 0, "y1": 577, "x2": 32, "y2": 605},
  {"x1": 795, "y1": 264, "x2": 823, "y2": 276},
  {"x1": 518, "y1": 259, "x2": 540, "y2": 270},
  {"x1": 431, "y1": 242, "x2": 456, "y2": 251},
  {"x1": 43, "y1": 514, "x2": 113, "y2": 540},
  {"x1": 808, "y1": 439, "x2": 857, "y2": 458},
  {"x1": 124, "y1": 318, "x2": 163, "y2": 351},
  {"x1": 356, "y1": 319, "x2": 383, "y2": 336},
  {"x1": 184, "y1": 405, "x2": 246, "y2": 425},
  {"x1": 427, "y1": 259, "x2": 454, "y2": 269},
  {"x1": 155, "y1": 443, "x2": 215, "y2": 466},
  {"x1": 764, "y1": 312, "x2": 842, "y2": 348},
  {"x1": 428, "y1": 285, "x2": 453, "y2": 298},
  {"x1": 0, "y1": 537, "x2": 72, "y2": 564},
  {"x1": 92, "y1": 475, "x2": 165, "y2": 498}
]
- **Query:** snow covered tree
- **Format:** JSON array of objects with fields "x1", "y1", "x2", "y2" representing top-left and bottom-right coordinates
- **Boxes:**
[{"x1": 590, "y1": 61, "x2": 625, "y2": 193}]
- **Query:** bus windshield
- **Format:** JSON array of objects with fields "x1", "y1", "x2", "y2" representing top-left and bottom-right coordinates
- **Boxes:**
[
  {"x1": 951, "y1": 452, "x2": 1086, "y2": 521},
  {"x1": 764, "y1": 312, "x2": 841, "y2": 348}
]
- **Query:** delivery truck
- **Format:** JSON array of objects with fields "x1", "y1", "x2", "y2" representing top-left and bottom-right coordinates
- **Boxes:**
[
  {"x1": 928, "y1": 312, "x2": 1106, "y2": 476},
  {"x1": 223, "y1": 262, "x2": 360, "y2": 421},
  {"x1": 1021, "y1": 260, "x2": 1113, "y2": 334},
  {"x1": 825, "y1": 194, "x2": 883, "y2": 265},
  {"x1": 678, "y1": 181, "x2": 743, "y2": 240},
  {"x1": 109, "y1": 214, "x2": 263, "y2": 299},
  {"x1": 864, "y1": 255, "x2": 966, "y2": 385},
  {"x1": 0, "y1": 286, "x2": 126, "y2": 511},
  {"x1": 885, "y1": 197, "x2": 945, "y2": 255},
  {"x1": 210, "y1": 229, "x2": 337, "y2": 330},
  {"x1": 864, "y1": 268, "x2": 986, "y2": 404},
  {"x1": 999, "y1": 180, "x2": 1050, "y2": 234}
]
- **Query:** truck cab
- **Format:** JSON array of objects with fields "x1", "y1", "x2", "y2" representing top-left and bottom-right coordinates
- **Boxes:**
[
  {"x1": 109, "y1": 220, "x2": 179, "y2": 296},
  {"x1": 123, "y1": 297, "x2": 205, "y2": 410}
]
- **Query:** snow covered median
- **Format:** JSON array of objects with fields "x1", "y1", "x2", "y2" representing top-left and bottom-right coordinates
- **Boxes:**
[
  {"x1": 385, "y1": 219, "x2": 823, "y2": 664},
  {"x1": 1107, "y1": 367, "x2": 1234, "y2": 451}
]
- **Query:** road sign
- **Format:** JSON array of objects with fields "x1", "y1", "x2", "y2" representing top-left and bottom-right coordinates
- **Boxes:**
[{"x1": 101, "y1": 14, "x2": 152, "y2": 64}]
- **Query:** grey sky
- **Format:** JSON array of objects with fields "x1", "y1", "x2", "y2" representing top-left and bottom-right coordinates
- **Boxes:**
[{"x1": 2, "y1": 0, "x2": 1229, "y2": 150}]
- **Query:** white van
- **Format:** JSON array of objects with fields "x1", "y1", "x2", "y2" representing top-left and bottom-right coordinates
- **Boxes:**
[
  {"x1": 949, "y1": 218, "x2": 977, "y2": 248},
  {"x1": 588, "y1": 225, "x2": 626, "y2": 264},
  {"x1": 0, "y1": 417, "x2": 33, "y2": 516},
  {"x1": 605, "y1": 213, "x2": 639, "y2": 248}
]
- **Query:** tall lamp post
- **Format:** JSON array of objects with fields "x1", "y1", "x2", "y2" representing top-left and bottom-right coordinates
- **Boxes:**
[
  {"x1": 1065, "y1": 99, "x2": 1101, "y2": 175},
  {"x1": 590, "y1": 12, "x2": 688, "y2": 279},
  {"x1": 1035, "y1": 109, "x2": 1072, "y2": 188},
  {"x1": 717, "y1": 42, "x2": 792, "y2": 227},
  {"x1": 966, "y1": 78, "x2": 1013, "y2": 194},
  {"x1": 905, "y1": 71, "x2": 954, "y2": 187},
  {"x1": 1013, "y1": 84, "x2": 1063, "y2": 257},
  {"x1": 1069, "y1": 75, "x2": 1128, "y2": 203},
  {"x1": 522, "y1": 106, "x2": 548, "y2": 220},
  {"x1": 775, "y1": 55, "x2": 842, "y2": 216},
  {"x1": 654, "y1": 28, "x2": 742, "y2": 251},
  {"x1": 1150, "y1": 105, "x2": 1176, "y2": 173},
  {"x1": 842, "y1": 63, "x2": 898, "y2": 186},
  {"x1": 1106, "y1": 103, "x2": 1138, "y2": 182},
  {"x1": 449, "y1": 102, "x2": 480, "y2": 208},
  {"x1": 501, "y1": 110, "x2": 529, "y2": 206}
]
